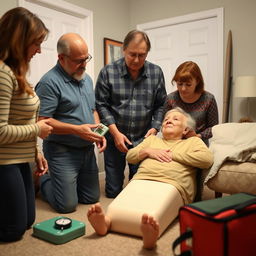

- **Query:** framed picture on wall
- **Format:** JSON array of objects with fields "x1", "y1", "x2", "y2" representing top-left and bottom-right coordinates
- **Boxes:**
[{"x1": 104, "y1": 38, "x2": 123, "y2": 65}]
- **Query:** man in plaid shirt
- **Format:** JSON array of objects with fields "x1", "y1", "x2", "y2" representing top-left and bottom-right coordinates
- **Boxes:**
[{"x1": 95, "y1": 30, "x2": 167, "y2": 198}]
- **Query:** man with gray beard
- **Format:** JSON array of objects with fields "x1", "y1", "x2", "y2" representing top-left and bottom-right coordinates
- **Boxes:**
[{"x1": 35, "y1": 33, "x2": 106, "y2": 213}]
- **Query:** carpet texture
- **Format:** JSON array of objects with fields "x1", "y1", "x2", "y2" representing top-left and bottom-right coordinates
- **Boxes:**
[{"x1": 0, "y1": 176, "x2": 215, "y2": 256}]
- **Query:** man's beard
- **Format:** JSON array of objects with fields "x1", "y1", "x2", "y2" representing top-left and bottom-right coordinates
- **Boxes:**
[{"x1": 72, "y1": 68, "x2": 86, "y2": 81}]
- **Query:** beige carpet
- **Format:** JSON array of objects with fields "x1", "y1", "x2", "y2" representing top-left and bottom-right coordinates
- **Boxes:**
[{"x1": 1, "y1": 176, "x2": 215, "y2": 256}]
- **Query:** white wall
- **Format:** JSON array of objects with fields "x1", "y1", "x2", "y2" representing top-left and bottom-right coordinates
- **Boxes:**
[
  {"x1": 129, "y1": 0, "x2": 256, "y2": 122},
  {"x1": 1, "y1": 0, "x2": 256, "y2": 122}
]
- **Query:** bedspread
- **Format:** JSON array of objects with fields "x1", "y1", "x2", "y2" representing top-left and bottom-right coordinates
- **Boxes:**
[{"x1": 204, "y1": 123, "x2": 256, "y2": 183}]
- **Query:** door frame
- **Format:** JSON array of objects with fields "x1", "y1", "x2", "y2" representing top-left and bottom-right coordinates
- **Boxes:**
[{"x1": 18, "y1": 0, "x2": 95, "y2": 80}]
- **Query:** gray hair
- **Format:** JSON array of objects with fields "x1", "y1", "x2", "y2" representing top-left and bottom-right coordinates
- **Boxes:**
[
  {"x1": 164, "y1": 107, "x2": 196, "y2": 131},
  {"x1": 57, "y1": 37, "x2": 70, "y2": 55}
]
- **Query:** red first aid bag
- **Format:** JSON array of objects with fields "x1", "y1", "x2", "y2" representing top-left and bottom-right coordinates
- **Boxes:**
[{"x1": 172, "y1": 193, "x2": 256, "y2": 256}]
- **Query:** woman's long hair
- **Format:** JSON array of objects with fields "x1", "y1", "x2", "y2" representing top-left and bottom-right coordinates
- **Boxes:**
[{"x1": 0, "y1": 7, "x2": 49, "y2": 95}]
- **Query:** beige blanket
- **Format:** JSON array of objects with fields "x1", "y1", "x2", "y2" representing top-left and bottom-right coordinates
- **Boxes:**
[{"x1": 204, "y1": 122, "x2": 256, "y2": 183}]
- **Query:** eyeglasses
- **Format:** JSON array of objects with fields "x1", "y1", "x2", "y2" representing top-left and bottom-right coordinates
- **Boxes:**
[{"x1": 64, "y1": 54, "x2": 92, "y2": 64}]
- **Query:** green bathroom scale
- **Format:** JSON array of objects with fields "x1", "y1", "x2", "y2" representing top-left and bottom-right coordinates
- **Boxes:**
[{"x1": 33, "y1": 216, "x2": 86, "y2": 244}]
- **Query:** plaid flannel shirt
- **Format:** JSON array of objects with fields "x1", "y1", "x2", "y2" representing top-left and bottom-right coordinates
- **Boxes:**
[{"x1": 95, "y1": 58, "x2": 166, "y2": 145}]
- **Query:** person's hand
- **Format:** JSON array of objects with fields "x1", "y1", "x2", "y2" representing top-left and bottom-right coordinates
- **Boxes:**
[
  {"x1": 183, "y1": 129, "x2": 198, "y2": 139},
  {"x1": 77, "y1": 124, "x2": 104, "y2": 143},
  {"x1": 96, "y1": 136, "x2": 107, "y2": 153},
  {"x1": 142, "y1": 148, "x2": 172, "y2": 162},
  {"x1": 37, "y1": 119, "x2": 53, "y2": 139},
  {"x1": 113, "y1": 132, "x2": 132, "y2": 153},
  {"x1": 35, "y1": 152, "x2": 48, "y2": 176},
  {"x1": 144, "y1": 128, "x2": 158, "y2": 138}
]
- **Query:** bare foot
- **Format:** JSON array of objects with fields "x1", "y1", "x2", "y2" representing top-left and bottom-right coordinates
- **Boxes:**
[
  {"x1": 140, "y1": 213, "x2": 159, "y2": 249},
  {"x1": 87, "y1": 203, "x2": 110, "y2": 235}
]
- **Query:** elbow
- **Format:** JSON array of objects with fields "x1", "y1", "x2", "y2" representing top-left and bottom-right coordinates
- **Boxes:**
[
  {"x1": 204, "y1": 156, "x2": 214, "y2": 169},
  {"x1": 205, "y1": 162, "x2": 214, "y2": 169},
  {"x1": 0, "y1": 127, "x2": 9, "y2": 145},
  {"x1": 198, "y1": 153, "x2": 214, "y2": 169},
  {"x1": 126, "y1": 153, "x2": 139, "y2": 165},
  {"x1": 126, "y1": 154, "x2": 134, "y2": 164}
]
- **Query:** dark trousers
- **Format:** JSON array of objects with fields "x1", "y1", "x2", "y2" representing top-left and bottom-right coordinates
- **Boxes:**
[
  {"x1": 104, "y1": 139, "x2": 139, "y2": 198},
  {"x1": 0, "y1": 163, "x2": 35, "y2": 242}
]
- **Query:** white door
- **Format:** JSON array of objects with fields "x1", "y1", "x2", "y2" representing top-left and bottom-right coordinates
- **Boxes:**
[
  {"x1": 19, "y1": 0, "x2": 94, "y2": 86},
  {"x1": 138, "y1": 8, "x2": 223, "y2": 120}
]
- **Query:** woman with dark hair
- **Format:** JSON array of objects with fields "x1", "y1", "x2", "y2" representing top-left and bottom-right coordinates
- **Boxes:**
[
  {"x1": 165, "y1": 61, "x2": 219, "y2": 145},
  {"x1": 0, "y1": 7, "x2": 52, "y2": 242}
]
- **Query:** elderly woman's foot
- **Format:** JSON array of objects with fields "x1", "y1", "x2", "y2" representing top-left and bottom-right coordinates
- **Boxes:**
[
  {"x1": 87, "y1": 203, "x2": 110, "y2": 235},
  {"x1": 141, "y1": 213, "x2": 159, "y2": 249}
]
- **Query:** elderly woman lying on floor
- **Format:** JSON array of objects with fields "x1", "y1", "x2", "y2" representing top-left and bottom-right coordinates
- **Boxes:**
[{"x1": 87, "y1": 107, "x2": 213, "y2": 249}]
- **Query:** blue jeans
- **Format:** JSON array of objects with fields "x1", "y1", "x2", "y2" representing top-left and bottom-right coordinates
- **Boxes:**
[
  {"x1": 104, "y1": 139, "x2": 139, "y2": 198},
  {"x1": 0, "y1": 163, "x2": 35, "y2": 242},
  {"x1": 40, "y1": 141, "x2": 100, "y2": 213}
]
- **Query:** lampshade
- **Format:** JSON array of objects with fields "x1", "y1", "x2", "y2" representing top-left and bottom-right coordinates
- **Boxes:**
[{"x1": 234, "y1": 76, "x2": 256, "y2": 97}]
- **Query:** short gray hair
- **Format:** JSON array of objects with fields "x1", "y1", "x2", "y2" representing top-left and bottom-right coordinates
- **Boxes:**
[
  {"x1": 57, "y1": 37, "x2": 70, "y2": 55},
  {"x1": 164, "y1": 107, "x2": 196, "y2": 131}
]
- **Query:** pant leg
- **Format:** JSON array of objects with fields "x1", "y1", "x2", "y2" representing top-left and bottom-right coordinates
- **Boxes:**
[
  {"x1": 41, "y1": 141, "x2": 81, "y2": 213},
  {"x1": 104, "y1": 139, "x2": 126, "y2": 198},
  {"x1": 128, "y1": 163, "x2": 139, "y2": 180},
  {"x1": 20, "y1": 164, "x2": 36, "y2": 228},
  {"x1": 0, "y1": 163, "x2": 34, "y2": 242},
  {"x1": 77, "y1": 145, "x2": 100, "y2": 204}
]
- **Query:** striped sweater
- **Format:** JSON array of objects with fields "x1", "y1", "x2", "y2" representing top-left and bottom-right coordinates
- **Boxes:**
[{"x1": 0, "y1": 61, "x2": 40, "y2": 164}]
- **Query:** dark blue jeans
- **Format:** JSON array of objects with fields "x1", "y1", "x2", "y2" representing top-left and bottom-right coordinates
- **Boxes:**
[
  {"x1": 40, "y1": 141, "x2": 100, "y2": 213},
  {"x1": 104, "y1": 139, "x2": 139, "y2": 198},
  {"x1": 0, "y1": 163, "x2": 35, "y2": 242}
]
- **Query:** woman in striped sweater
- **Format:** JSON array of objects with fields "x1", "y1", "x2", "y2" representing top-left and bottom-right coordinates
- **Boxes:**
[{"x1": 0, "y1": 7, "x2": 52, "y2": 242}]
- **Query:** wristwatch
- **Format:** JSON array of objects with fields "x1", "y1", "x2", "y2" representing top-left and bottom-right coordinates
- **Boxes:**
[{"x1": 54, "y1": 217, "x2": 72, "y2": 230}]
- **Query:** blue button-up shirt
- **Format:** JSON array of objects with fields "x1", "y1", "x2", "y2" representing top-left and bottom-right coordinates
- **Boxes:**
[
  {"x1": 95, "y1": 58, "x2": 166, "y2": 145},
  {"x1": 36, "y1": 62, "x2": 95, "y2": 148}
]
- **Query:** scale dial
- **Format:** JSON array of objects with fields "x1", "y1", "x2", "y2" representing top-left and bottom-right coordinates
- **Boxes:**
[{"x1": 54, "y1": 217, "x2": 72, "y2": 230}]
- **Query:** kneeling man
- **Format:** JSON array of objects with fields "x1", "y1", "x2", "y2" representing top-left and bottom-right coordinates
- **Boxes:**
[{"x1": 87, "y1": 107, "x2": 213, "y2": 249}]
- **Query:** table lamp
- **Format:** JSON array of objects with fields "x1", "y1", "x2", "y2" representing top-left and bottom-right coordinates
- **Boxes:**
[{"x1": 234, "y1": 76, "x2": 256, "y2": 119}]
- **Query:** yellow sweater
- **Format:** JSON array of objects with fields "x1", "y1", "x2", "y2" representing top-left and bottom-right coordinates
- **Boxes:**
[
  {"x1": 0, "y1": 62, "x2": 40, "y2": 164},
  {"x1": 126, "y1": 135, "x2": 213, "y2": 204}
]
